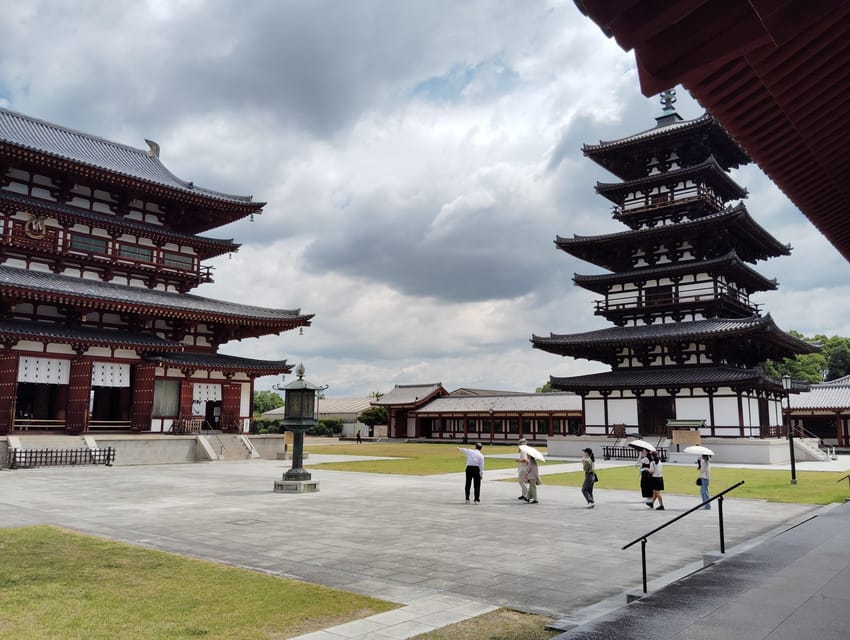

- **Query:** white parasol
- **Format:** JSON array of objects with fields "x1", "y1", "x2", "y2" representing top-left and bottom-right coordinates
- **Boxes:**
[
  {"x1": 627, "y1": 439, "x2": 657, "y2": 453},
  {"x1": 519, "y1": 444, "x2": 545, "y2": 462},
  {"x1": 684, "y1": 445, "x2": 715, "y2": 456}
]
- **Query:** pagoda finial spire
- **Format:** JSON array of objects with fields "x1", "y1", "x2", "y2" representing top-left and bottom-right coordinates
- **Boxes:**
[{"x1": 660, "y1": 88, "x2": 677, "y2": 113}]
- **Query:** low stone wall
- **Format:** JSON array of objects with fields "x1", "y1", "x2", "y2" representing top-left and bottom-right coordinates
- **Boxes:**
[
  {"x1": 548, "y1": 436, "x2": 814, "y2": 465},
  {"x1": 0, "y1": 433, "x2": 287, "y2": 468}
]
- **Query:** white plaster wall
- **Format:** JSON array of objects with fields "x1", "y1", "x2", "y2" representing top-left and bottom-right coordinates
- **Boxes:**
[
  {"x1": 676, "y1": 397, "x2": 710, "y2": 421},
  {"x1": 714, "y1": 395, "x2": 739, "y2": 425},
  {"x1": 608, "y1": 399, "x2": 637, "y2": 424},
  {"x1": 585, "y1": 399, "x2": 606, "y2": 426}
]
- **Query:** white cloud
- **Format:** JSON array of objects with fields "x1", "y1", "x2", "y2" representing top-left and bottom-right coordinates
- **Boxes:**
[{"x1": 4, "y1": 0, "x2": 850, "y2": 397}]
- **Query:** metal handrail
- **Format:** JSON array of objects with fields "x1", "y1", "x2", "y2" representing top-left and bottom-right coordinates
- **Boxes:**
[{"x1": 622, "y1": 480, "x2": 745, "y2": 593}]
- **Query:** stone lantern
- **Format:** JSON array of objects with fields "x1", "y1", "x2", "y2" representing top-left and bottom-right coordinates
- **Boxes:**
[{"x1": 273, "y1": 363, "x2": 324, "y2": 493}]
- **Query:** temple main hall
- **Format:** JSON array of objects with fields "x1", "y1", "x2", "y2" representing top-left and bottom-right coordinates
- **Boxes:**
[{"x1": 0, "y1": 107, "x2": 312, "y2": 435}]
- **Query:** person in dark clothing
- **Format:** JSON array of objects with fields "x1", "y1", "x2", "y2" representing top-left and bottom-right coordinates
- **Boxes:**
[{"x1": 639, "y1": 449, "x2": 654, "y2": 507}]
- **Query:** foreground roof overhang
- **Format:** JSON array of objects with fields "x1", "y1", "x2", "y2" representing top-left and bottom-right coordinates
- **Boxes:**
[{"x1": 575, "y1": 0, "x2": 850, "y2": 262}]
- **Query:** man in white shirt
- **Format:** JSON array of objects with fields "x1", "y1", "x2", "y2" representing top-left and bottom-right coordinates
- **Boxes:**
[
  {"x1": 516, "y1": 438, "x2": 529, "y2": 501},
  {"x1": 458, "y1": 442, "x2": 485, "y2": 503}
]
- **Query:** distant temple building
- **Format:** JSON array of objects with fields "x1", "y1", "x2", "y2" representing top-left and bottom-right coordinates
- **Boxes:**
[
  {"x1": 0, "y1": 107, "x2": 311, "y2": 434},
  {"x1": 533, "y1": 93, "x2": 817, "y2": 438},
  {"x1": 372, "y1": 383, "x2": 582, "y2": 443}
]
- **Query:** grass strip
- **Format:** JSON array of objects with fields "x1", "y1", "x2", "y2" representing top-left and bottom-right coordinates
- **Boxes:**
[{"x1": 0, "y1": 526, "x2": 395, "y2": 640}]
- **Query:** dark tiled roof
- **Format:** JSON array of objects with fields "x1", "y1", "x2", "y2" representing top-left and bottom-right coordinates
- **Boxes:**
[
  {"x1": 595, "y1": 157, "x2": 748, "y2": 205},
  {"x1": 550, "y1": 366, "x2": 776, "y2": 391},
  {"x1": 573, "y1": 250, "x2": 777, "y2": 294},
  {"x1": 146, "y1": 351, "x2": 291, "y2": 373},
  {"x1": 0, "y1": 318, "x2": 182, "y2": 350},
  {"x1": 0, "y1": 107, "x2": 254, "y2": 205},
  {"x1": 556, "y1": 204, "x2": 791, "y2": 269},
  {"x1": 371, "y1": 383, "x2": 447, "y2": 406},
  {"x1": 533, "y1": 315, "x2": 814, "y2": 350},
  {"x1": 0, "y1": 190, "x2": 237, "y2": 257},
  {"x1": 0, "y1": 264, "x2": 311, "y2": 325},
  {"x1": 582, "y1": 112, "x2": 750, "y2": 177}
]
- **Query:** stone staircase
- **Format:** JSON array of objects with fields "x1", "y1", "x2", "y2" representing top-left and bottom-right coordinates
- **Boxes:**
[
  {"x1": 794, "y1": 437, "x2": 831, "y2": 461},
  {"x1": 197, "y1": 433, "x2": 257, "y2": 461}
]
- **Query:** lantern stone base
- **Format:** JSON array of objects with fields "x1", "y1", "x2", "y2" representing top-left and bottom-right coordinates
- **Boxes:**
[{"x1": 273, "y1": 479, "x2": 320, "y2": 493}]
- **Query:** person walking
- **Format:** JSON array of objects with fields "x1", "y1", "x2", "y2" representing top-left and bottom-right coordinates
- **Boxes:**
[
  {"x1": 524, "y1": 454, "x2": 540, "y2": 504},
  {"x1": 458, "y1": 442, "x2": 485, "y2": 503},
  {"x1": 356, "y1": 430, "x2": 362, "y2": 444},
  {"x1": 697, "y1": 454, "x2": 711, "y2": 509},
  {"x1": 649, "y1": 451, "x2": 665, "y2": 510},
  {"x1": 639, "y1": 449, "x2": 654, "y2": 507},
  {"x1": 516, "y1": 438, "x2": 529, "y2": 501},
  {"x1": 581, "y1": 447, "x2": 596, "y2": 508}
]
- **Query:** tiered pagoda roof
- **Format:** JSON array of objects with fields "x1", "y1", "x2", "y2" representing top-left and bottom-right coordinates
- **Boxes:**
[
  {"x1": 557, "y1": 204, "x2": 791, "y2": 270},
  {"x1": 533, "y1": 315, "x2": 818, "y2": 367},
  {"x1": 573, "y1": 250, "x2": 777, "y2": 295},
  {"x1": 583, "y1": 111, "x2": 750, "y2": 178},
  {"x1": 595, "y1": 156, "x2": 748, "y2": 205}
]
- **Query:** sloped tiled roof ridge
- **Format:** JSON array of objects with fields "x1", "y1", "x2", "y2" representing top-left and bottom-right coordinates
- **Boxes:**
[{"x1": 0, "y1": 107, "x2": 253, "y2": 205}]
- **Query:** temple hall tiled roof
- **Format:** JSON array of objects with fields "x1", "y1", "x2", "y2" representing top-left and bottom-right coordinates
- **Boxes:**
[
  {"x1": 790, "y1": 384, "x2": 850, "y2": 411},
  {"x1": 0, "y1": 319, "x2": 182, "y2": 350},
  {"x1": 371, "y1": 383, "x2": 447, "y2": 407},
  {"x1": 551, "y1": 366, "x2": 778, "y2": 391},
  {"x1": 146, "y1": 351, "x2": 291, "y2": 373},
  {"x1": 0, "y1": 264, "x2": 311, "y2": 326},
  {"x1": 414, "y1": 393, "x2": 582, "y2": 414},
  {"x1": 0, "y1": 107, "x2": 255, "y2": 206}
]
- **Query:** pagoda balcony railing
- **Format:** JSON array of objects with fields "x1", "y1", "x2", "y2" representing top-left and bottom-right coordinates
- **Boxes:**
[
  {"x1": 4, "y1": 220, "x2": 208, "y2": 285},
  {"x1": 596, "y1": 284, "x2": 759, "y2": 315},
  {"x1": 614, "y1": 188, "x2": 724, "y2": 218}
]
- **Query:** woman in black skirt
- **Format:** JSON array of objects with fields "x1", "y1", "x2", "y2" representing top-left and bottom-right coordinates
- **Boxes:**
[{"x1": 639, "y1": 449, "x2": 654, "y2": 507}]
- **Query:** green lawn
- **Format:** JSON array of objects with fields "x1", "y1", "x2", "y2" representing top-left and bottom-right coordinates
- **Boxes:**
[
  {"x1": 305, "y1": 442, "x2": 850, "y2": 504},
  {"x1": 0, "y1": 526, "x2": 396, "y2": 640},
  {"x1": 537, "y1": 465, "x2": 850, "y2": 505},
  {"x1": 305, "y1": 441, "x2": 523, "y2": 475}
]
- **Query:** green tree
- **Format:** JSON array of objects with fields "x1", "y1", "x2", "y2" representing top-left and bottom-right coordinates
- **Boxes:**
[
  {"x1": 535, "y1": 381, "x2": 555, "y2": 393},
  {"x1": 253, "y1": 390, "x2": 284, "y2": 416},
  {"x1": 357, "y1": 406, "x2": 387, "y2": 428},
  {"x1": 764, "y1": 333, "x2": 850, "y2": 383}
]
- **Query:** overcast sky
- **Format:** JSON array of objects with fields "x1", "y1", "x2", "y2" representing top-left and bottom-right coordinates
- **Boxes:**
[{"x1": 3, "y1": 0, "x2": 849, "y2": 398}]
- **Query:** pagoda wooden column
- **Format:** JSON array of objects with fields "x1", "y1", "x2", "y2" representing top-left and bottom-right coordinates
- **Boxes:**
[
  {"x1": 66, "y1": 358, "x2": 92, "y2": 434},
  {"x1": 0, "y1": 353, "x2": 19, "y2": 434},
  {"x1": 130, "y1": 363, "x2": 156, "y2": 432},
  {"x1": 221, "y1": 382, "x2": 241, "y2": 432}
]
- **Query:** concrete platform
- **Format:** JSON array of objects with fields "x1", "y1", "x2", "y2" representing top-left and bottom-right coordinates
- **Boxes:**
[{"x1": 0, "y1": 455, "x2": 846, "y2": 639}]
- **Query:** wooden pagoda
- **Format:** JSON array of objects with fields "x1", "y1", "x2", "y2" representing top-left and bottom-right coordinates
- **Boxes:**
[
  {"x1": 0, "y1": 107, "x2": 312, "y2": 434},
  {"x1": 532, "y1": 93, "x2": 817, "y2": 437}
]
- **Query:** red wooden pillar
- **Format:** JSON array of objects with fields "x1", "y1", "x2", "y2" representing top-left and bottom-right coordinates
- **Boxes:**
[
  {"x1": 66, "y1": 358, "x2": 92, "y2": 434},
  {"x1": 221, "y1": 382, "x2": 242, "y2": 432},
  {"x1": 179, "y1": 379, "x2": 194, "y2": 418},
  {"x1": 131, "y1": 363, "x2": 156, "y2": 432},
  {"x1": 0, "y1": 353, "x2": 19, "y2": 434}
]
